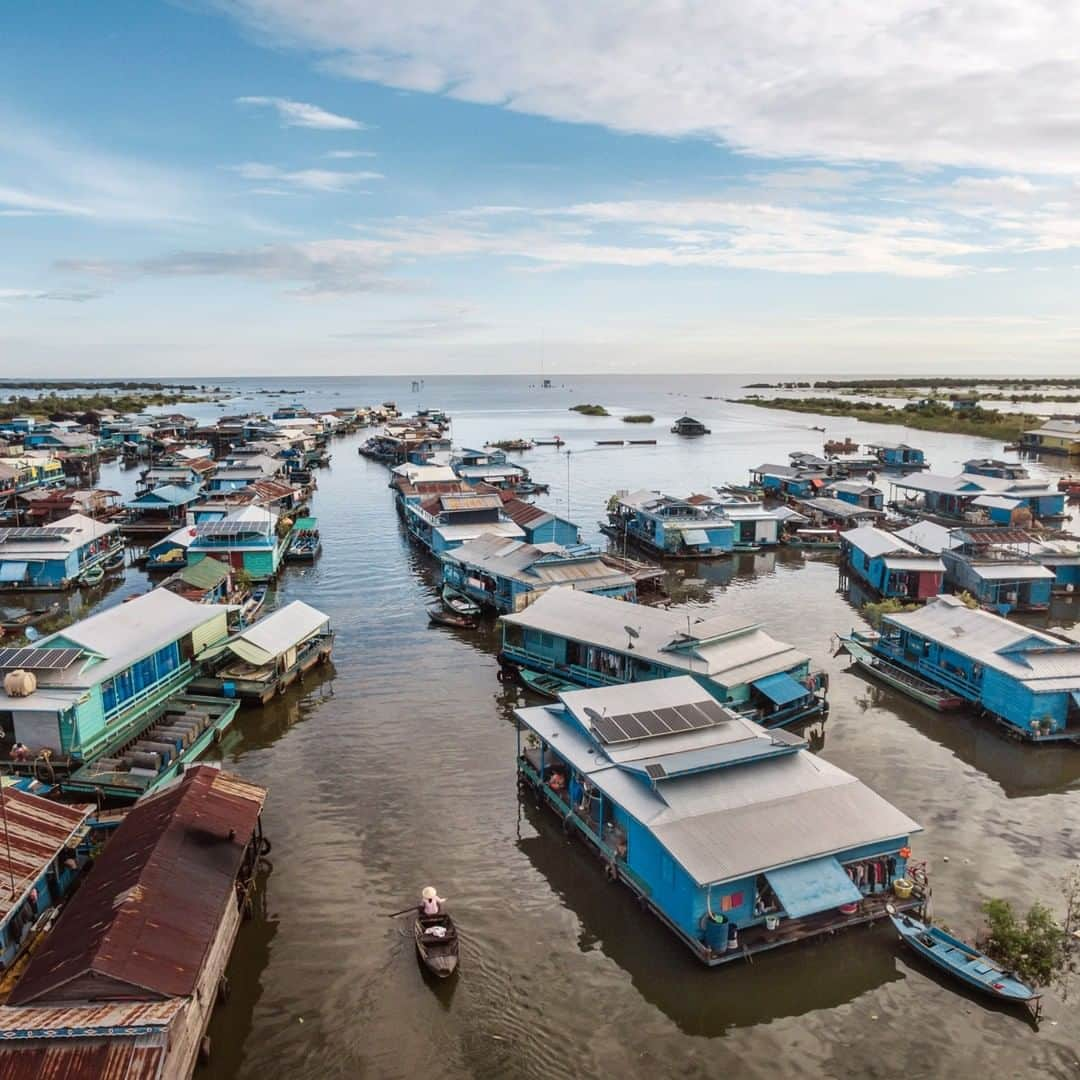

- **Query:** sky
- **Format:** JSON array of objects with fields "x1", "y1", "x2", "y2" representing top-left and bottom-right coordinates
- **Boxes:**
[{"x1": 3, "y1": 1, "x2": 1080, "y2": 377}]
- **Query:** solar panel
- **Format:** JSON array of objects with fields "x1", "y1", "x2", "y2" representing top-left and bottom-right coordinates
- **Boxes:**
[
  {"x1": 644, "y1": 763, "x2": 667, "y2": 780},
  {"x1": 591, "y1": 698, "x2": 730, "y2": 745},
  {"x1": 194, "y1": 520, "x2": 266, "y2": 538},
  {"x1": 0, "y1": 527, "x2": 77, "y2": 543},
  {"x1": 0, "y1": 647, "x2": 83, "y2": 671}
]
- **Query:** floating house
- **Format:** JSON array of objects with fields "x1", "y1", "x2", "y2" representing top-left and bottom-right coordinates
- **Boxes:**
[
  {"x1": 192, "y1": 600, "x2": 334, "y2": 703},
  {"x1": 606, "y1": 490, "x2": 734, "y2": 558},
  {"x1": 840, "y1": 526, "x2": 944, "y2": 601},
  {"x1": 0, "y1": 589, "x2": 238, "y2": 796},
  {"x1": 500, "y1": 587, "x2": 828, "y2": 728},
  {"x1": 824, "y1": 480, "x2": 884, "y2": 511},
  {"x1": 500, "y1": 497, "x2": 581, "y2": 546},
  {"x1": 161, "y1": 556, "x2": 234, "y2": 605},
  {"x1": 963, "y1": 458, "x2": 1028, "y2": 480},
  {"x1": 793, "y1": 496, "x2": 883, "y2": 529},
  {"x1": 708, "y1": 500, "x2": 790, "y2": 547},
  {"x1": 186, "y1": 506, "x2": 287, "y2": 581},
  {"x1": 875, "y1": 595, "x2": 1080, "y2": 741},
  {"x1": 0, "y1": 514, "x2": 123, "y2": 591},
  {"x1": 516, "y1": 676, "x2": 921, "y2": 965},
  {"x1": 1030, "y1": 538, "x2": 1080, "y2": 592},
  {"x1": 441, "y1": 535, "x2": 636, "y2": 613},
  {"x1": 751, "y1": 464, "x2": 826, "y2": 500},
  {"x1": 123, "y1": 482, "x2": 203, "y2": 532},
  {"x1": 671, "y1": 416, "x2": 710, "y2": 436},
  {"x1": 867, "y1": 443, "x2": 927, "y2": 470},
  {"x1": 940, "y1": 529, "x2": 1055, "y2": 613},
  {"x1": 890, "y1": 472, "x2": 1065, "y2": 523},
  {"x1": 404, "y1": 490, "x2": 526, "y2": 555},
  {"x1": 893, "y1": 520, "x2": 963, "y2": 555},
  {"x1": 0, "y1": 791, "x2": 94, "y2": 972},
  {"x1": 1020, "y1": 420, "x2": 1080, "y2": 457},
  {"x1": 453, "y1": 461, "x2": 530, "y2": 491},
  {"x1": 0, "y1": 766, "x2": 267, "y2": 1077}
]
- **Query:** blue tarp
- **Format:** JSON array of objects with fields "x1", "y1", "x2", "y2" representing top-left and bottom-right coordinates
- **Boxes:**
[
  {"x1": 752, "y1": 671, "x2": 809, "y2": 707},
  {"x1": 0, "y1": 562, "x2": 28, "y2": 583},
  {"x1": 765, "y1": 856, "x2": 863, "y2": 919}
]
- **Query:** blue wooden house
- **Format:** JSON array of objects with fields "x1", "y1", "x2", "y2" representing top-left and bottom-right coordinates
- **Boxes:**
[
  {"x1": 1031, "y1": 539, "x2": 1080, "y2": 592},
  {"x1": 750, "y1": 464, "x2": 826, "y2": 500},
  {"x1": 867, "y1": 443, "x2": 927, "y2": 470},
  {"x1": 500, "y1": 587, "x2": 828, "y2": 728},
  {"x1": 890, "y1": 473, "x2": 1065, "y2": 522},
  {"x1": 606, "y1": 490, "x2": 734, "y2": 558},
  {"x1": 186, "y1": 506, "x2": 287, "y2": 581},
  {"x1": 876, "y1": 595, "x2": 1080, "y2": 741},
  {"x1": 403, "y1": 489, "x2": 526, "y2": 554},
  {"x1": 516, "y1": 676, "x2": 921, "y2": 964},
  {"x1": 963, "y1": 458, "x2": 1028, "y2": 480},
  {"x1": 0, "y1": 589, "x2": 241, "y2": 794},
  {"x1": 124, "y1": 483, "x2": 203, "y2": 529},
  {"x1": 441, "y1": 535, "x2": 636, "y2": 612},
  {"x1": 501, "y1": 498, "x2": 581, "y2": 546},
  {"x1": 0, "y1": 514, "x2": 123, "y2": 591},
  {"x1": 840, "y1": 526, "x2": 944, "y2": 601},
  {"x1": 0, "y1": 791, "x2": 95, "y2": 971},
  {"x1": 940, "y1": 541, "x2": 1055, "y2": 613},
  {"x1": 825, "y1": 480, "x2": 884, "y2": 510}
]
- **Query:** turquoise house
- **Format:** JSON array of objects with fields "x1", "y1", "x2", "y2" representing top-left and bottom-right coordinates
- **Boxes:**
[
  {"x1": 516, "y1": 676, "x2": 921, "y2": 964},
  {"x1": 500, "y1": 587, "x2": 828, "y2": 728},
  {"x1": 441, "y1": 534, "x2": 636, "y2": 613},
  {"x1": 606, "y1": 491, "x2": 734, "y2": 558},
  {"x1": 0, "y1": 514, "x2": 123, "y2": 591},
  {"x1": 186, "y1": 506, "x2": 287, "y2": 581}
]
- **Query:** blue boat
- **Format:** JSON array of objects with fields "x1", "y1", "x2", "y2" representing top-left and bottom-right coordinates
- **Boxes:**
[{"x1": 887, "y1": 906, "x2": 1040, "y2": 1009}]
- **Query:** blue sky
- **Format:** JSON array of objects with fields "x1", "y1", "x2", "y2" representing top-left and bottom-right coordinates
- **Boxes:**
[{"x1": 3, "y1": 1, "x2": 1080, "y2": 376}]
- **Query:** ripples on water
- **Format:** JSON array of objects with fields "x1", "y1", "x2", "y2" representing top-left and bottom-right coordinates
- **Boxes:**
[{"x1": 82, "y1": 376, "x2": 1080, "y2": 1078}]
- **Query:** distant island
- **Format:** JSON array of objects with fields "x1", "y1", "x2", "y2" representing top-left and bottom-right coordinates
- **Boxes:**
[
  {"x1": 734, "y1": 396, "x2": 1039, "y2": 440},
  {"x1": 0, "y1": 380, "x2": 208, "y2": 391},
  {"x1": 1, "y1": 387, "x2": 216, "y2": 420},
  {"x1": 570, "y1": 403, "x2": 609, "y2": 416}
]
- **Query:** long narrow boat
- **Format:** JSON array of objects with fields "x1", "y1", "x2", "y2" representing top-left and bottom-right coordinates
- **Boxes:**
[
  {"x1": 414, "y1": 912, "x2": 460, "y2": 978},
  {"x1": 79, "y1": 564, "x2": 105, "y2": 587},
  {"x1": 428, "y1": 604, "x2": 474, "y2": 629},
  {"x1": 887, "y1": 906, "x2": 1039, "y2": 1008},
  {"x1": 519, "y1": 668, "x2": 578, "y2": 699},
  {"x1": 442, "y1": 585, "x2": 481, "y2": 617},
  {"x1": 839, "y1": 634, "x2": 965, "y2": 711}
]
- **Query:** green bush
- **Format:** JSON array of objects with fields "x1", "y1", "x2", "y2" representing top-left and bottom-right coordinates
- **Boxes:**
[
  {"x1": 622, "y1": 414, "x2": 654, "y2": 423},
  {"x1": 981, "y1": 898, "x2": 1067, "y2": 987},
  {"x1": 570, "y1": 404, "x2": 609, "y2": 416}
]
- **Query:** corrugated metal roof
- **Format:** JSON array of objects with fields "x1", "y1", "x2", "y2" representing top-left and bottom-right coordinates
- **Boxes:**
[
  {"x1": 501, "y1": 498, "x2": 552, "y2": 527},
  {"x1": 0, "y1": 1040, "x2": 167, "y2": 1079},
  {"x1": 8, "y1": 767, "x2": 266, "y2": 1006},
  {"x1": 894, "y1": 521, "x2": 962, "y2": 554},
  {"x1": 0, "y1": 999, "x2": 184, "y2": 1035},
  {"x1": 881, "y1": 556, "x2": 945, "y2": 572},
  {"x1": 223, "y1": 600, "x2": 329, "y2": 662},
  {"x1": 176, "y1": 556, "x2": 230, "y2": 590},
  {"x1": 840, "y1": 526, "x2": 918, "y2": 558},
  {"x1": 964, "y1": 562, "x2": 1056, "y2": 581},
  {"x1": 0, "y1": 790, "x2": 93, "y2": 924},
  {"x1": 440, "y1": 494, "x2": 503, "y2": 513}
]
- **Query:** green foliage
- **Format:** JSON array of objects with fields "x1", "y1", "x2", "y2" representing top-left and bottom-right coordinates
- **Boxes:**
[
  {"x1": 0, "y1": 389, "x2": 208, "y2": 420},
  {"x1": 981, "y1": 898, "x2": 1067, "y2": 987},
  {"x1": 570, "y1": 403, "x2": 610, "y2": 416},
  {"x1": 622, "y1": 414, "x2": 654, "y2": 423},
  {"x1": 862, "y1": 598, "x2": 918, "y2": 629}
]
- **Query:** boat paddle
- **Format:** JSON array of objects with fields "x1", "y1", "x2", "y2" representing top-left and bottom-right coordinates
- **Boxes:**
[{"x1": 385, "y1": 905, "x2": 418, "y2": 918}]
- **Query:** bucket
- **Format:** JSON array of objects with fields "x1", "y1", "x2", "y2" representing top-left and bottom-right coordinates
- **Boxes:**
[
  {"x1": 893, "y1": 878, "x2": 914, "y2": 899},
  {"x1": 704, "y1": 915, "x2": 729, "y2": 953},
  {"x1": 764, "y1": 915, "x2": 780, "y2": 931}
]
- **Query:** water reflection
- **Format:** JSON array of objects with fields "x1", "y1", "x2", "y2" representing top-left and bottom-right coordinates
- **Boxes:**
[{"x1": 516, "y1": 799, "x2": 901, "y2": 1035}]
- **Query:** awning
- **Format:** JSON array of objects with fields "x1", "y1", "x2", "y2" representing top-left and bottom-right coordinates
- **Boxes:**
[
  {"x1": 0, "y1": 562, "x2": 28, "y2": 583},
  {"x1": 765, "y1": 856, "x2": 863, "y2": 919},
  {"x1": 681, "y1": 529, "x2": 710, "y2": 546},
  {"x1": 752, "y1": 671, "x2": 810, "y2": 707}
]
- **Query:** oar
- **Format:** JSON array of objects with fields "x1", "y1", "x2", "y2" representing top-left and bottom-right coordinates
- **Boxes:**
[{"x1": 385, "y1": 905, "x2": 417, "y2": 918}]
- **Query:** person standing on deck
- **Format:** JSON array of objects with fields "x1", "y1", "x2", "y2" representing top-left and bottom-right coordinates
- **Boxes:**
[{"x1": 420, "y1": 886, "x2": 445, "y2": 916}]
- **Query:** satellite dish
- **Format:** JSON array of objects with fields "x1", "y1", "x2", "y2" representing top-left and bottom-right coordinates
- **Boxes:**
[
  {"x1": 583, "y1": 706, "x2": 604, "y2": 725},
  {"x1": 624, "y1": 625, "x2": 640, "y2": 639}
]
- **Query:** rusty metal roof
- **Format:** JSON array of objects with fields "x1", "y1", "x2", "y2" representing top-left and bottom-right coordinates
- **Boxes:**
[
  {"x1": 0, "y1": 790, "x2": 93, "y2": 925},
  {"x1": 501, "y1": 499, "x2": 551, "y2": 526},
  {"x1": 9, "y1": 767, "x2": 266, "y2": 1007},
  {"x1": 0, "y1": 1040, "x2": 166, "y2": 1080}
]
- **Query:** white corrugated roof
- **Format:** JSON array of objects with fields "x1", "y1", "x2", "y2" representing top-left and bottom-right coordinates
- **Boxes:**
[
  {"x1": 882, "y1": 556, "x2": 946, "y2": 572},
  {"x1": 503, "y1": 588, "x2": 807, "y2": 688},
  {"x1": 841, "y1": 526, "x2": 919, "y2": 559},
  {"x1": 965, "y1": 562, "x2": 1056, "y2": 581},
  {"x1": 232, "y1": 600, "x2": 329, "y2": 660},
  {"x1": 894, "y1": 521, "x2": 962, "y2": 554}
]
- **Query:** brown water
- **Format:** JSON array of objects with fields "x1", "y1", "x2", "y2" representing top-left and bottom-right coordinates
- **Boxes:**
[{"x1": 74, "y1": 377, "x2": 1080, "y2": 1077}]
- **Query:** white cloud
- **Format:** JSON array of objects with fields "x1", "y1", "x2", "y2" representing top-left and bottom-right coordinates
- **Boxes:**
[
  {"x1": 236, "y1": 95, "x2": 365, "y2": 130},
  {"x1": 224, "y1": 1, "x2": 1080, "y2": 174},
  {"x1": 0, "y1": 287, "x2": 101, "y2": 303},
  {"x1": 325, "y1": 149, "x2": 378, "y2": 159},
  {"x1": 229, "y1": 162, "x2": 383, "y2": 192}
]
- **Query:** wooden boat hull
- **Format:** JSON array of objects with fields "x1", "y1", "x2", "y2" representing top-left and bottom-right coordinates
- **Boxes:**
[
  {"x1": 428, "y1": 605, "x2": 474, "y2": 629},
  {"x1": 79, "y1": 566, "x2": 105, "y2": 586},
  {"x1": 840, "y1": 636, "x2": 965, "y2": 711},
  {"x1": 888, "y1": 910, "x2": 1038, "y2": 1004},
  {"x1": 518, "y1": 668, "x2": 577, "y2": 699},
  {"x1": 442, "y1": 586, "x2": 481, "y2": 617},
  {"x1": 414, "y1": 914, "x2": 459, "y2": 979}
]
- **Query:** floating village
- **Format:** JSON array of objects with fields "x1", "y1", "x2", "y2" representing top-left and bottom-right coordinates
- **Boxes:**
[{"x1": 0, "y1": 397, "x2": 1077, "y2": 1071}]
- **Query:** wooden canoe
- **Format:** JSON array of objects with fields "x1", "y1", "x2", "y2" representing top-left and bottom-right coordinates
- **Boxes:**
[
  {"x1": 442, "y1": 585, "x2": 481, "y2": 617},
  {"x1": 519, "y1": 668, "x2": 578, "y2": 699},
  {"x1": 839, "y1": 636, "x2": 965, "y2": 711},
  {"x1": 414, "y1": 912, "x2": 460, "y2": 979},
  {"x1": 428, "y1": 605, "x2": 474, "y2": 629}
]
